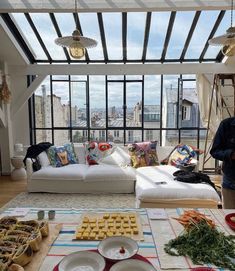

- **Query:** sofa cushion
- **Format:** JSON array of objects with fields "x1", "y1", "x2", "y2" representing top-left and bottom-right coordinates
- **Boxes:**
[
  {"x1": 135, "y1": 165, "x2": 220, "y2": 203},
  {"x1": 128, "y1": 141, "x2": 159, "y2": 168},
  {"x1": 84, "y1": 164, "x2": 136, "y2": 182},
  {"x1": 31, "y1": 164, "x2": 88, "y2": 181},
  {"x1": 99, "y1": 146, "x2": 130, "y2": 166}
]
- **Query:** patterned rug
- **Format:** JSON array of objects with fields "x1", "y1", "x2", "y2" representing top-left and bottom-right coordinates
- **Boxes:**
[{"x1": 0, "y1": 192, "x2": 136, "y2": 212}]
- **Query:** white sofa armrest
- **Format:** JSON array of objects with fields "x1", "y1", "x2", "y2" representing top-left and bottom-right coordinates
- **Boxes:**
[{"x1": 26, "y1": 158, "x2": 33, "y2": 178}]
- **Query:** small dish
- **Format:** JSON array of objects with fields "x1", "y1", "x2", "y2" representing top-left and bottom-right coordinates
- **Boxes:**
[
  {"x1": 98, "y1": 236, "x2": 138, "y2": 261},
  {"x1": 58, "y1": 251, "x2": 105, "y2": 271},
  {"x1": 109, "y1": 259, "x2": 157, "y2": 271},
  {"x1": 225, "y1": 213, "x2": 235, "y2": 231}
]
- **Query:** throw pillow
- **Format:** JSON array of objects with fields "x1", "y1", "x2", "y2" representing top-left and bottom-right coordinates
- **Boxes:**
[
  {"x1": 84, "y1": 141, "x2": 114, "y2": 165},
  {"x1": 99, "y1": 146, "x2": 130, "y2": 167},
  {"x1": 164, "y1": 144, "x2": 203, "y2": 167},
  {"x1": 38, "y1": 151, "x2": 50, "y2": 167},
  {"x1": 128, "y1": 141, "x2": 159, "y2": 168},
  {"x1": 48, "y1": 143, "x2": 78, "y2": 167}
]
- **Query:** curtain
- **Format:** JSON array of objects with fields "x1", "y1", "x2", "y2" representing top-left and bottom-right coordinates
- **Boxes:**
[{"x1": 196, "y1": 74, "x2": 221, "y2": 139}]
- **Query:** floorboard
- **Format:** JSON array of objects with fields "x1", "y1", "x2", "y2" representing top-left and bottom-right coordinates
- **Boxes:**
[{"x1": 0, "y1": 175, "x2": 27, "y2": 208}]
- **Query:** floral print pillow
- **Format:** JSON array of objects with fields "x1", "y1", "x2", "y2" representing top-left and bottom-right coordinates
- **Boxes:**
[
  {"x1": 84, "y1": 141, "x2": 114, "y2": 165},
  {"x1": 128, "y1": 141, "x2": 159, "y2": 168}
]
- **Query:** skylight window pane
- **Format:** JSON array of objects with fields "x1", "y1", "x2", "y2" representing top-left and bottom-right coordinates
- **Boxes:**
[
  {"x1": 11, "y1": 13, "x2": 47, "y2": 60},
  {"x1": 166, "y1": 11, "x2": 195, "y2": 59},
  {"x1": 185, "y1": 11, "x2": 220, "y2": 59},
  {"x1": 127, "y1": 12, "x2": 146, "y2": 59},
  {"x1": 79, "y1": 13, "x2": 103, "y2": 60},
  {"x1": 103, "y1": 13, "x2": 122, "y2": 60},
  {"x1": 204, "y1": 11, "x2": 230, "y2": 59},
  {"x1": 30, "y1": 13, "x2": 66, "y2": 60},
  {"x1": 146, "y1": 12, "x2": 171, "y2": 60}
]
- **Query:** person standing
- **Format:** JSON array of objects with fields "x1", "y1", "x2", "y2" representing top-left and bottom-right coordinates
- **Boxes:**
[{"x1": 210, "y1": 116, "x2": 235, "y2": 209}]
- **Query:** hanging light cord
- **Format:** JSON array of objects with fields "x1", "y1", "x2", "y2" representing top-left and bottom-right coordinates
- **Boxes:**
[
  {"x1": 75, "y1": 0, "x2": 78, "y2": 29},
  {"x1": 231, "y1": 0, "x2": 234, "y2": 27}
]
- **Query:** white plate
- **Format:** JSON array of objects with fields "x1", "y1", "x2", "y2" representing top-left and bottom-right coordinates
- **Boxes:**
[
  {"x1": 110, "y1": 259, "x2": 157, "y2": 271},
  {"x1": 97, "y1": 236, "x2": 138, "y2": 261},
  {"x1": 58, "y1": 251, "x2": 106, "y2": 271}
]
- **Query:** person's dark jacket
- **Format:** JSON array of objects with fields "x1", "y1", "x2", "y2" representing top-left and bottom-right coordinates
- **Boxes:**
[{"x1": 210, "y1": 117, "x2": 235, "y2": 181}]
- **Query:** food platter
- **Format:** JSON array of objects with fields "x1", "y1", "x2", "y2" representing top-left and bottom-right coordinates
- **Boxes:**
[
  {"x1": 74, "y1": 212, "x2": 144, "y2": 241},
  {"x1": 58, "y1": 251, "x2": 105, "y2": 271},
  {"x1": 98, "y1": 236, "x2": 138, "y2": 261}
]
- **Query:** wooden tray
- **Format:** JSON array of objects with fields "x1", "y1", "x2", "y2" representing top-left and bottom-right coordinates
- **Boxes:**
[{"x1": 74, "y1": 212, "x2": 144, "y2": 241}]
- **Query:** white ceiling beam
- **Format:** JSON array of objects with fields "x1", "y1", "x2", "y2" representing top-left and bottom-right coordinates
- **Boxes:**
[
  {"x1": 10, "y1": 63, "x2": 235, "y2": 76},
  {"x1": 11, "y1": 75, "x2": 46, "y2": 117},
  {"x1": 0, "y1": 17, "x2": 29, "y2": 65},
  {"x1": 0, "y1": 0, "x2": 232, "y2": 12}
]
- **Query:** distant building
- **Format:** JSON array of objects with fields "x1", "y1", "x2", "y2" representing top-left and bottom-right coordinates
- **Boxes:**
[{"x1": 162, "y1": 87, "x2": 206, "y2": 146}]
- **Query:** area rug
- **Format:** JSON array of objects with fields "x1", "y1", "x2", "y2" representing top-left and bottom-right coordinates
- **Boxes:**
[{"x1": 0, "y1": 192, "x2": 136, "y2": 212}]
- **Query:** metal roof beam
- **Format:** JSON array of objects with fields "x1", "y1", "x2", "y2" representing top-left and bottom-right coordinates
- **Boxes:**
[
  {"x1": 97, "y1": 13, "x2": 108, "y2": 62},
  {"x1": 122, "y1": 12, "x2": 127, "y2": 63},
  {"x1": 49, "y1": 13, "x2": 71, "y2": 63},
  {"x1": 25, "y1": 13, "x2": 52, "y2": 62},
  {"x1": 160, "y1": 11, "x2": 176, "y2": 62},
  {"x1": 142, "y1": 12, "x2": 151, "y2": 63},
  {"x1": 180, "y1": 11, "x2": 201, "y2": 62},
  {"x1": 199, "y1": 10, "x2": 225, "y2": 62}
]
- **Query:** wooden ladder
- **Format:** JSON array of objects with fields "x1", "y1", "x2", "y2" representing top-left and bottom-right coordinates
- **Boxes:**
[{"x1": 202, "y1": 73, "x2": 235, "y2": 172}]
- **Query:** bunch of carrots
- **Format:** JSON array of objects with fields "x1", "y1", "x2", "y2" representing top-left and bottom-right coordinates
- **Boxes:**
[{"x1": 172, "y1": 210, "x2": 216, "y2": 230}]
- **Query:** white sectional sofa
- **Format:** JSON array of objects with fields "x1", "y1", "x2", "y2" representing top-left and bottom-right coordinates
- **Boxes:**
[
  {"x1": 26, "y1": 144, "x2": 221, "y2": 208},
  {"x1": 26, "y1": 145, "x2": 136, "y2": 193}
]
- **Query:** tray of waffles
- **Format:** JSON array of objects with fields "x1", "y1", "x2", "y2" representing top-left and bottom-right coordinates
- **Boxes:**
[{"x1": 74, "y1": 212, "x2": 144, "y2": 241}]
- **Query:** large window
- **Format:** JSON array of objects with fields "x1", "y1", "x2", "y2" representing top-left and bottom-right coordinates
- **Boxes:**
[{"x1": 31, "y1": 74, "x2": 206, "y2": 149}]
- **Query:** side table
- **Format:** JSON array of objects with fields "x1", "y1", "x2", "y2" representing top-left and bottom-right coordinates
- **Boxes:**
[{"x1": 11, "y1": 156, "x2": 27, "y2": 181}]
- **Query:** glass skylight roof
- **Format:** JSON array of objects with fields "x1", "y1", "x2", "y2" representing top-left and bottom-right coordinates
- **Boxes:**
[{"x1": 5, "y1": 9, "x2": 227, "y2": 64}]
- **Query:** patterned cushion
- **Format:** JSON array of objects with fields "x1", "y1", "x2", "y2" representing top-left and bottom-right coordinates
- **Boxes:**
[
  {"x1": 164, "y1": 144, "x2": 203, "y2": 167},
  {"x1": 84, "y1": 141, "x2": 114, "y2": 165},
  {"x1": 128, "y1": 141, "x2": 159, "y2": 168},
  {"x1": 48, "y1": 143, "x2": 78, "y2": 167}
]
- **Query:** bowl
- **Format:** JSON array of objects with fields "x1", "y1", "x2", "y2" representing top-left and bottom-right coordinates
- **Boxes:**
[
  {"x1": 97, "y1": 236, "x2": 138, "y2": 262},
  {"x1": 190, "y1": 268, "x2": 215, "y2": 271},
  {"x1": 58, "y1": 251, "x2": 105, "y2": 271},
  {"x1": 225, "y1": 213, "x2": 235, "y2": 231},
  {"x1": 109, "y1": 259, "x2": 157, "y2": 271}
]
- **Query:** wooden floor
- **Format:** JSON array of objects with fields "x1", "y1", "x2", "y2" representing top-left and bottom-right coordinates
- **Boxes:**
[{"x1": 0, "y1": 175, "x2": 27, "y2": 208}]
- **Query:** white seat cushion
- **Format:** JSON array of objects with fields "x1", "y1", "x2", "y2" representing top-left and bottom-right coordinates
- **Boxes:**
[
  {"x1": 84, "y1": 164, "x2": 136, "y2": 182},
  {"x1": 136, "y1": 165, "x2": 220, "y2": 202},
  {"x1": 31, "y1": 164, "x2": 88, "y2": 181}
]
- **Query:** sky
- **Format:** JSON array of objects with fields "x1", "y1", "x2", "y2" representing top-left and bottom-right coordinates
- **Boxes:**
[
  {"x1": 11, "y1": 10, "x2": 229, "y2": 107},
  {"x1": 11, "y1": 10, "x2": 230, "y2": 61}
]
